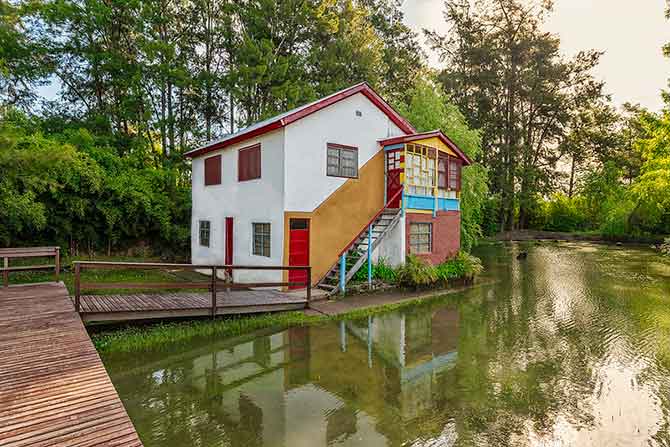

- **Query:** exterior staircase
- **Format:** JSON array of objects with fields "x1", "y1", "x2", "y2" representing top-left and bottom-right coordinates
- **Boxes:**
[{"x1": 317, "y1": 204, "x2": 402, "y2": 297}]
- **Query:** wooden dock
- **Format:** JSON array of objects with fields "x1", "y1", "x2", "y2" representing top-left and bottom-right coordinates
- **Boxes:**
[
  {"x1": 78, "y1": 289, "x2": 309, "y2": 322},
  {"x1": 0, "y1": 282, "x2": 143, "y2": 447}
]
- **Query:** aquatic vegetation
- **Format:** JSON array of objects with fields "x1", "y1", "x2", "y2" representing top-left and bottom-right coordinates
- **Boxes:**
[
  {"x1": 92, "y1": 292, "x2": 465, "y2": 354},
  {"x1": 397, "y1": 252, "x2": 484, "y2": 288},
  {"x1": 92, "y1": 312, "x2": 324, "y2": 354}
]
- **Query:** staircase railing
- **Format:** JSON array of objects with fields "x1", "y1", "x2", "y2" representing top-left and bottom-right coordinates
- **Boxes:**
[
  {"x1": 337, "y1": 187, "x2": 403, "y2": 258},
  {"x1": 319, "y1": 187, "x2": 403, "y2": 295}
]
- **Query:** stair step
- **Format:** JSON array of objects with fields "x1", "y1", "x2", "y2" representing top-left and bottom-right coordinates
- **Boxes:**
[{"x1": 318, "y1": 284, "x2": 337, "y2": 291}]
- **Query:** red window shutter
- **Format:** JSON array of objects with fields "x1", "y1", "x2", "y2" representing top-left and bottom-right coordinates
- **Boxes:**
[
  {"x1": 239, "y1": 144, "x2": 261, "y2": 181},
  {"x1": 438, "y1": 155, "x2": 448, "y2": 189},
  {"x1": 204, "y1": 155, "x2": 221, "y2": 186},
  {"x1": 448, "y1": 156, "x2": 462, "y2": 191},
  {"x1": 455, "y1": 159, "x2": 462, "y2": 191}
]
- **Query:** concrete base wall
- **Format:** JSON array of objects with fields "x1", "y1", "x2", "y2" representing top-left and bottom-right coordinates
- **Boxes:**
[{"x1": 374, "y1": 214, "x2": 405, "y2": 267}]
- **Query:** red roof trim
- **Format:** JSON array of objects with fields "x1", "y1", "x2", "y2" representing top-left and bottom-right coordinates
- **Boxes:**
[
  {"x1": 378, "y1": 130, "x2": 473, "y2": 166},
  {"x1": 186, "y1": 121, "x2": 282, "y2": 158},
  {"x1": 185, "y1": 83, "x2": 415, "y2": 158}
]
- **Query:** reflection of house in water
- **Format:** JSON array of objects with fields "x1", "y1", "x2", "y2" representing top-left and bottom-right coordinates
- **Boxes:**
[{"x1": 145, "y1": 306, "x2": 459, "y2": 446}]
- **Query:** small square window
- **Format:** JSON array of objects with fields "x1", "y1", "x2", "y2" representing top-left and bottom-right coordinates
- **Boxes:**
[
  {"x1": 409, "y1": 223, "x2": 432, "y2": 254},
  {"x1": 253, "y1": 223, "x2": 271, "y2": 257},
  {"x1": 199, "y1": 220, "x2": 211, "y2": 247}
]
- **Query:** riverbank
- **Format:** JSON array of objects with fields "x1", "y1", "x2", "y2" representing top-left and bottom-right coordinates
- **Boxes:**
[
  {"x1": 308, "y1": 280, "x2": 493, "y2": 316},
  {"x1": 91, "y1": 280, "x2": 492, "y2": 354},
  {"x1": 493, "y1": 229, "x2": 667, "y2": 245}
]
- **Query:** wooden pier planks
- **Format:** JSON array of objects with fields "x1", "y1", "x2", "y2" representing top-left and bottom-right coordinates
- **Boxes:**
[
  {"x1": 79, "y1": 289, "x2": 308, "y2": 322},
  {"x1": 0, "y1": 282, "x2": 143, "y2": 447}
]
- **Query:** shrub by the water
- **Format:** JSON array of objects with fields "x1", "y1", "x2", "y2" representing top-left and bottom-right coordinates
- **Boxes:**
[
  {"x1": 436, "y1": 251, "x2": 483, "y2": 284},
  {"x1": 352, "y1": 257, "x2": 398, "y2": 283},
  {"x1": 395, "y1": 255, "x2": 438, "y2": 288},
  {"x1": 661, "y1": 238, "x2": 670, "y2": 256},
  {"x1": 396, "y1": 252, "x2": 483, "y2": 289}
]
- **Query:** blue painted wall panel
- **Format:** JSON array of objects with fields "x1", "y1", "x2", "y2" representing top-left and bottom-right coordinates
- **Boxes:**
[
  {"x1": 406, "y1": 195, "x2": 460, "y2": 212},
  {"x1": 438, "y1": 198, "x2": 460, "y2": 211}
]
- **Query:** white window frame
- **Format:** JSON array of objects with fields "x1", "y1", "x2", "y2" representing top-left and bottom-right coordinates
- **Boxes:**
[
  {"x1": 252, "y1": 222, "x2": 271, "y2": 257},
  {"x1": 326, "y1": 143, "x2": 358, "y2": 178},
  {"x1": 409, "y1": 222, "x2": 432, "y2": 254},
  {"x1": 199, "y1": 220, "x2": 211, "y2": 247}
]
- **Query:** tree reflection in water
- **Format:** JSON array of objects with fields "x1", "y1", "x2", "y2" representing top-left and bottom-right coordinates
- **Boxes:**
[{"x1": 103, "y1": 242, "x2": 670, "y2": 446}]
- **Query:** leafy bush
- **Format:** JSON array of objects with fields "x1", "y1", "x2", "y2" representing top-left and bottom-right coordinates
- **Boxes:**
[
  {"x1": 395, "y1": 255, "x2": 437, "y2": 288},
  {"x1": 600, "y1": 199, "x2": 635, "y2": 238},
  {"x1": 373, "y1": 257, "x2": 398, "y2": 283},
  {"x1": 0, "y1": 112, "x2": 190, "y2": 257},
  {"x1": 661, "y1": 238, "x2": 670, "y2": 256},
  {"x1": 352, "y1": 257, "x2": 398, "y2": 283},
  {"x1": 542, "y1": 193, "x2": 589, "y2": 232},
  {"x1": 435, "y1": 251, "x2": 483, "y2": 284}
]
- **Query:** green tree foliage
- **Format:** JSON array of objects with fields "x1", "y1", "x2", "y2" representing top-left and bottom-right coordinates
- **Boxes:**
[
  {"x1": 1, "y1": 0, "x2": 423, "y2": 254},
  {"x1": 0, "y1": 109, "x2": 190, "y2": 255},
  {"x1": 28, "y1": 0, "x2": 422, "y2": 144},
  {"x1": 395, "y1": 77, "x2": 489, "y2": 250},
  {"x1": 427, "y1": 0, "x2": 606, "y2": 230}
]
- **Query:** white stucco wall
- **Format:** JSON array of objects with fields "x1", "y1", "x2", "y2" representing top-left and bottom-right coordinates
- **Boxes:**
[
  {"x1": 191, "y1": 129, "x2": 285, "y2": 283},
  {"x1": 283, "y1": 93, "x2": 406, "y2": 212},
  {"x1": 373, "y1": 214, "x2": 405, "y2": 267}
]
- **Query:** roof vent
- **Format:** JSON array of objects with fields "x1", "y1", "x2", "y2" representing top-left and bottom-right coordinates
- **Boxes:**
[{"x1": 355, "y1": 110, "x2": 362, "y2": 117}]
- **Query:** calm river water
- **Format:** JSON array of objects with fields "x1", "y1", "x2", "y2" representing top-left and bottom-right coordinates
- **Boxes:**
[{"x1": 101, "y1": 242, "x2": 670, "y2": 446}]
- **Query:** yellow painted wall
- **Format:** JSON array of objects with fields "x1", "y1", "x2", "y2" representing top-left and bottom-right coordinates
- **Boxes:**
[
  {"x1": 283, "y1": 150, "x2": 386, "y2": 285},
  {"x1": 413, "y1": 137, "x2": 457, "y2": 157}
]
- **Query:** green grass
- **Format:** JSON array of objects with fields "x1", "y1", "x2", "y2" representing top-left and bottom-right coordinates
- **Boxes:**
[
  {"x1": 91, "y1": 290, "x2": 464, "y2": 354},
  {"x1": 92, "y1": 312, "x2": 325, "y2": 354},
  {"x1": 6, "y1": 255, "x2": 208, "y2": 294}
]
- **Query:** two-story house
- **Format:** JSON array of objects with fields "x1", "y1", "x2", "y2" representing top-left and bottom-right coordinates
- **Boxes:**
[{"x1": 185, "y1": 82, "x2": 472, "y2": 294}]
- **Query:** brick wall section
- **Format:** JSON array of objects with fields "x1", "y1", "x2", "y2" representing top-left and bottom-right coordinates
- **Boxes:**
[{"x1": 406, "y1": 211, "x2": 460, "y2": 264}]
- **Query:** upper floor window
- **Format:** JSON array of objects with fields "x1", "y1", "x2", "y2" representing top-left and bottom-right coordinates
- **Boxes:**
[
  {"x1": 252, "y1": 223, "x2": 271, "y2": 257},
  {"x1": 438, "y1": 155, "x2": 448, "y2": 190},
  {"x1": 406, "y1": 144, "x2": 436, "y2": 197},
  {"x1": 327, "y1": 143, "x2": 358, "y2": 178},
  {"x1": 204, "y1": 155, "x2": 222, "y2": 186},
  {"x1": 199, "y1": 220, "x2": 211, "y2": 247},
  {"x1": 239, "y1": 144, "x2": 261, "y2": 181},
  {"x1": 449, "y1": 157, "x2": 461, "y2": 191}
]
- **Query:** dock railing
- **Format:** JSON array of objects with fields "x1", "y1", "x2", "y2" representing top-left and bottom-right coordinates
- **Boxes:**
[
  {"x1": 73, "y1": 261, "x2": 311, "y2": 316},
  {"x1": 1, "y1": 246, "x2": 60, "y2": 287}
]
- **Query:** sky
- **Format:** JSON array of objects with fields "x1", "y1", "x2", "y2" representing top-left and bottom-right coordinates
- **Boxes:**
[{"x1": 401, "y1": 0, "x2": 670, "y2": 112}]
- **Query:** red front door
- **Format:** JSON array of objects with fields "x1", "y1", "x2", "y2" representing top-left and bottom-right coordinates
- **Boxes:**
[
  {"x1": 288, "y1": 219, "x2": 310, "y2": 289},
  {"x1": 225, "y1": 217, "x2": 233, "y2": 266},
  {"x1": 386, "y1": 150, "x2": 403, "y2": 208}
]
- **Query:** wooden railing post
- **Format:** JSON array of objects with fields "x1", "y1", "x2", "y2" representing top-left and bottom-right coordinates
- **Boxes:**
[
  {"x1": 211, "y1": 266, "x2": 217, "y2": 319},
  {"x1": 54, "y1": 247, "x2": 60, "y2": 282},
  {"x1": 74, "y1": 262, "x2": 81, "y2": 313},
  {"x1": 306, "y1": 267, "x2": 312, "y2": 304},
  {"x1": 3, "y1": 257, "x2": 8, "y2": 288}
]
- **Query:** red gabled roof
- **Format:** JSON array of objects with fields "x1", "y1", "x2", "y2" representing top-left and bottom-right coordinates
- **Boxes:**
[
  {"x1": 378, "y1": 130, "x2": 473, "y2": 166},
  {"x1": 185, "y1": 82, "x2": 416, "y2": 158}
]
